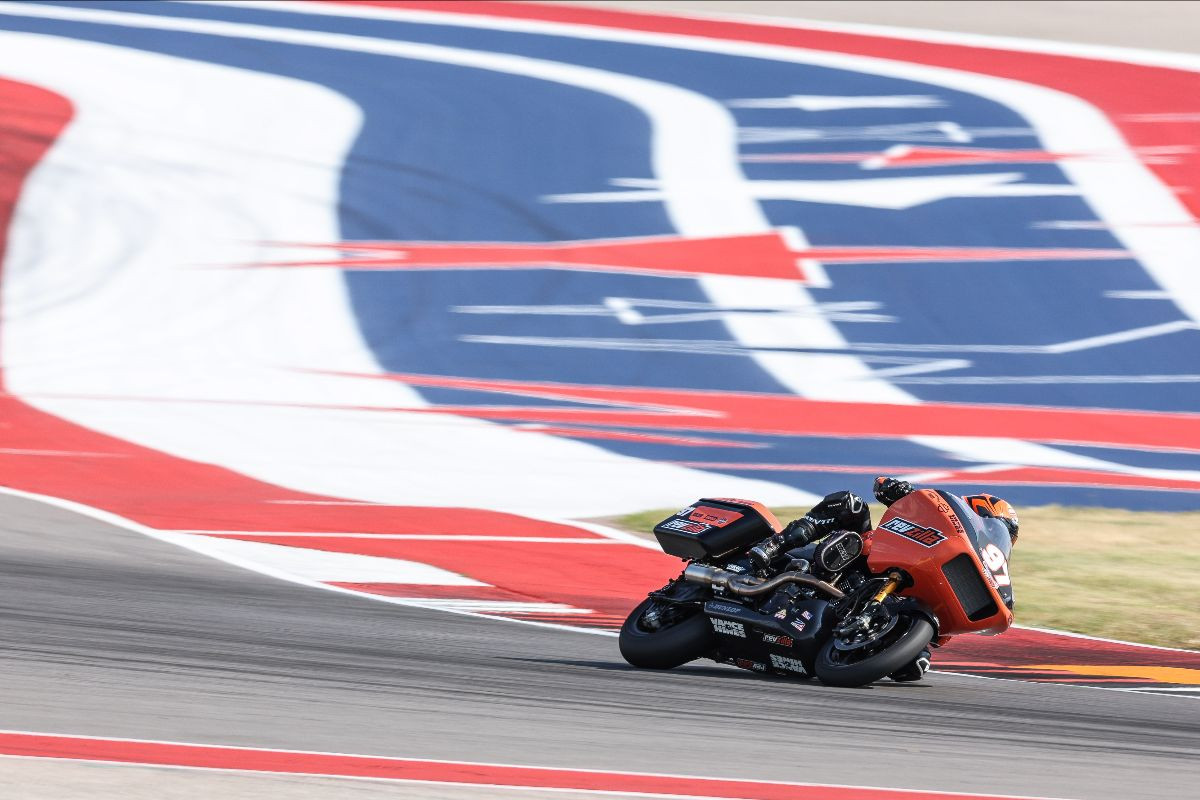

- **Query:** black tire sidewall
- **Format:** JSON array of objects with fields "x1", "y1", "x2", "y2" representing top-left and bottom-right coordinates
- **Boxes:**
[
  {"x1": 814, "y1": 616, "x2": 934, "y2": 687},
  {"x1": 618, "y1": 597, "x2": 714, "y2": 669}
]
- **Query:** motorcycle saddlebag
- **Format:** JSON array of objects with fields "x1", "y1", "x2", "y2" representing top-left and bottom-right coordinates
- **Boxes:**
[{"x1": 653, "y1": 498, "x2": 781, "y2": 560}]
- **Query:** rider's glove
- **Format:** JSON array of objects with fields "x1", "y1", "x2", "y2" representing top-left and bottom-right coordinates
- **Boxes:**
[{"x1": 873, "y1": 476, "x2": 913, "y2": 507}]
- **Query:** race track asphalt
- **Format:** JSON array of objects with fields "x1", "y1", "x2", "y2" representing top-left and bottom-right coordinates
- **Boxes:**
[{"x1": 1, "y1": 494, "x2": 1196, "y2": 800}]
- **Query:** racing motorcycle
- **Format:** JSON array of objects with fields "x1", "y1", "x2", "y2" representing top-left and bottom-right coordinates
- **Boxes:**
[{"x1": 618, "y1": 489, "x2": 1014, "y2": 686}]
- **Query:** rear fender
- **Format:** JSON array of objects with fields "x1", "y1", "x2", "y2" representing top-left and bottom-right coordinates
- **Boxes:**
[{"x1": 649, "y1": 575, "x2": 711, "y2": 605}]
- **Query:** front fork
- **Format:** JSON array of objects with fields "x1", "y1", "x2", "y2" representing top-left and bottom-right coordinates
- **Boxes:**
[
  {"x1": 871, "y1": 571, "x2": 904, "y2": 603},
  {"x1": 834, "y1": 571, "x2": 906, "y2": 641}
]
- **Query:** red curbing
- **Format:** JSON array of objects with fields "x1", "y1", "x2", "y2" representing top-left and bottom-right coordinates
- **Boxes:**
[{"x1": 0, "y1": 730, "x2": 1073, "y2": 800}]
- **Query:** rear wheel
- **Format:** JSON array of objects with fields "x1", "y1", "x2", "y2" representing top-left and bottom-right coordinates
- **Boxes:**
[
  {"x1": 619, "y1": 597, "x2": 714, "y2": 669},
  {"x1": 815, "y1": 614, "x2": 933, "y2": 687}
]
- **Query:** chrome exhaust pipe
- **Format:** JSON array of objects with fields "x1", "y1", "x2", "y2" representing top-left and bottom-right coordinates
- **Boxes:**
[
  {"x1": 728, "y1": 571, "x2": 844, "y2": 599},
  {"x1": 683, "y1": 564, "x2": 843, "y2": 600},
  {"x1": 682, "y1": 563, "x2": 732, "y2": 588}
]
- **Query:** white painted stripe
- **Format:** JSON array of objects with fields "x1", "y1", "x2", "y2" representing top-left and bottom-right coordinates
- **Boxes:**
[
  {"x1": 160, "y1": 533, "x2": 486, "y2": 585},
  {"x1": 726, "y1": 94, "x2": 943, "y2": 111},
  {"x1": 544, "y1": 172, "x2": 1078, "y2": 209},
  {"x1": 891, "y1": 374, "x2": 1200, "y2": 385},
  {"x1": 0, "y1": 448, "x2": 126, "y2": 457},
  {"x1": 1104, "y1": 290, "x2": 1175, "y2": 299},
  {"x1": 464, "y1": 322, "x2": 1195, "y2": 356},
  {"x1": 405, "y1": 601, "x2": 592, "y2": 614},
  {"x1": 176, "y1": 532, "x2": 623, "y2": 543},
  {"x1": 1017, "y1": 624, "x2": 1200, "y2": 654}
]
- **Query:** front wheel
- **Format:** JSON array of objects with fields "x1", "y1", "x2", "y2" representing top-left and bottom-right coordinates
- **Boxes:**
[
  {"x1": 619, "y1": 597, "x2": 714, "y2": 669},
  {"x1": 814, "y1": 615, "x2": 933, "y2": 687}
]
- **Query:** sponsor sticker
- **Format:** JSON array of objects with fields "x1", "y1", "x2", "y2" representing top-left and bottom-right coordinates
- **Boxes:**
[
  {"x1": 769, "y1": 654, "x2": 807, "y2": 674},
  {"x1": 800, "y1": 610, "x2": 813, "y2": 620},
  {"x1": 879, "y1": 517, "x2": 947, "y2": 548},
  {"x1": 735, "y1": 658, "x2": 767, "y2": 672},
  {"x1": 711, "y1": 618, "x2": 746, "y2": 637},
  {"x1": 661, "y1": 518, "x2": 710, "y2": 534},
  {"x1": 689, "y1": 505, "x2": 744, "y2": 528},
  {"x1": 707, "y1": 603, "x2": 743, "y2": 615},
  {"x1": 773, "y1": 609, "x2": 788, "y2": 619},
  {"x1": 761, "y1": 633, "x2": 794, "y2": 647},
  {"x1": 790, "y1": 620, "x2": 807, "y2": 633}
]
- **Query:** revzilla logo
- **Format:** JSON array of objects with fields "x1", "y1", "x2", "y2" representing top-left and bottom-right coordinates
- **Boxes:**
[{"x1": 880, "y1": 517, "x2": 947, "y2": 548}]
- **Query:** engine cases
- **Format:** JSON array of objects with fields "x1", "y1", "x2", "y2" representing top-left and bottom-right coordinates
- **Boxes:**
[
  {"x1": 653, "y1": 498, "x2": 782, "y2": 560},
  {"x1": 704, "y1": 597, "x2": 831, "y2": 677}
]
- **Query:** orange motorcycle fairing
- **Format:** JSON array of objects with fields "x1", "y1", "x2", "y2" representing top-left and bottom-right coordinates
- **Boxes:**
[{"x1": 866, "y1": 489, "x2": 1014, "y2": 637}]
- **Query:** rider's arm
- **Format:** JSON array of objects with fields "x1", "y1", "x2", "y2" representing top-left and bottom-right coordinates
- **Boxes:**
[{"x1": 803, "y1": 489, "x2": 872, "y2": 535}]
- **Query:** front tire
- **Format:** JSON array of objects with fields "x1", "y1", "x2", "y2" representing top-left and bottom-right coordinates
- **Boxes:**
[
  {"x1": 814, "y1": 615, "x2": 933, "y2": 687},
  {"x1": 619, "y1": 597, "x2": 714, "y2": 669}
]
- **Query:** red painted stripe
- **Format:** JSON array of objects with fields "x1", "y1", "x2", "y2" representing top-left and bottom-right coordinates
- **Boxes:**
[
  {"x1": 219, "y1": 535, "x2": 678, "y2": 620},
  {"x1": 345, "y1": 371, "x2": 1200, "y2": 453},
  {"x1": 671, "y1": 463, "x2": 1200, "y2": 493},
  {"x1": 328, "y1": 582, "x2": 541, "y2": 601},
  {"x1": 0, "y1": 730, "x2": 1067, "y2": 799},
  {"x1": 940, "y1": 628, "x2": 1200, "y2": 671},
  {"x1": 514, "y1": 424, "x2": 765, "y2": 449},
  {"x1": 259, "y1": 231, "x2": 814, "y2": 281},
  {"x1": 928, "y1": 466, "x2": 1200, "y2": 493},
  {"x1": 263, "y1": 238, "x2": 1126, "y2": 270},
  {"x1": 744, "y1": 147, "x2": 1097, "y2": 168}
]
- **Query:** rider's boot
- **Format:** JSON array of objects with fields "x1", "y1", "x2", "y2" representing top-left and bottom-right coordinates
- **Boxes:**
[{"x1": 888, "y1": 648, "x2": 932, "y2": 682}]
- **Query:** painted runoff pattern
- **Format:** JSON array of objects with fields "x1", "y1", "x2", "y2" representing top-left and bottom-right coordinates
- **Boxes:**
[{"x1": 0, "y1": 1, "x2": 1198, "y2": 765}]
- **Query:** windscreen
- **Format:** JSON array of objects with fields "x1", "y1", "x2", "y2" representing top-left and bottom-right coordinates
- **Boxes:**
[{"x1": 936, "y1": 491, "x2": 1015, "y2": 610}]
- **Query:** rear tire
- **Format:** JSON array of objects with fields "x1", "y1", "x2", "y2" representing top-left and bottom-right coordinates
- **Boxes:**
[
  {"x1": 815, "y1": 615, "x2": 933, "y2": 687},
  {"x1": 619, "y1": 598, "x2": 714, "y2": 669}
]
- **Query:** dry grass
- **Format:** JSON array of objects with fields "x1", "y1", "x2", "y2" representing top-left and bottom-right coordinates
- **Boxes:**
[{"x1": 608, "y1": 504, "x2": 1200, "y2": 650}]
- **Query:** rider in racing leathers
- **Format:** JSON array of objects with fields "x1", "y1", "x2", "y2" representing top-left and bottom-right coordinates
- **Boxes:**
[{"x1": 780, "y1": 476, "x2": 1020, "y2": 682}]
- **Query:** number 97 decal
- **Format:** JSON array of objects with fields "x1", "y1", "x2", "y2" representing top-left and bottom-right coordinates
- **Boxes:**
[{"x1": 981, "y1": 543, "x2": 1011, "y2": 586}]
